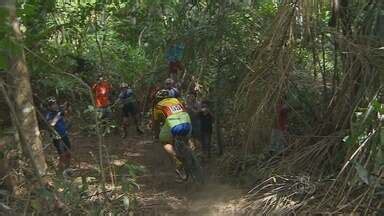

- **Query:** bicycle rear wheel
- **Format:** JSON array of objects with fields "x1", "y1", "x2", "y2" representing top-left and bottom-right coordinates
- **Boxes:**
[{"x1": 174, "y1": 138, "x2": 205, "y2": 184}]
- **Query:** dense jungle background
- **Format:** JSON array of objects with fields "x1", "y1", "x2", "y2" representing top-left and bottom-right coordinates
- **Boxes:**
[{"x1": 0, "y1": 0, "x2": 383, "y2": 215}]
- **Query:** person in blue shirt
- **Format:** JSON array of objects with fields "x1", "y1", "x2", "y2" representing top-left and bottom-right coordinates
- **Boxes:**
[
  {"x1": 166, "y1": 43, "x2": 184, "y2": 81},
  {"x1": 45, "y1": 97, "x2": 71, "y2": 170},
  {"x1": 116, "y1": 83, "x2": 143, "y2": 138}
]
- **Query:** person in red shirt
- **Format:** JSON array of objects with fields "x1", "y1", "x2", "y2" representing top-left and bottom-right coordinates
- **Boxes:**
[
  {"x1": 169, "y1": 60, "x2": 183, "y2": 81},
  {"x1": 270, "y1": 97, "x2": 289, "y2": 155},
  {"x1": 277, "y1": 102, "x2": 289, "y2": 132},
  {"x1": 92, "y1": 74, "x2": 112, "y2": 118}
]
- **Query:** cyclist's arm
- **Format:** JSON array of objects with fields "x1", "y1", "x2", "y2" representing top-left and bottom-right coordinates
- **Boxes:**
[
  {"x1": 46, "y1": 113, "x2": 54, "y2": 125},
  {"x1": 115, "y1": 91, "x2": 123, "y2": 104},
  {"x1": 46, "y1": 112, "x2": 61, "y2": 127}
]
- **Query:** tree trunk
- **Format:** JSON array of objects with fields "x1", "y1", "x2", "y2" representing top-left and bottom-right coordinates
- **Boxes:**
[
  {"x1": 213, "y1": 2, "x2": 227, "y2": 156},
  {"x1": 329, "y1": 0, "x2": 339, "y2": 27},
  {"x1": 3, "y1": 0, "x2": 47, "y2": 176},
  {"x1": 214, "y1": 62, "x2": 224, "y2": 156}
]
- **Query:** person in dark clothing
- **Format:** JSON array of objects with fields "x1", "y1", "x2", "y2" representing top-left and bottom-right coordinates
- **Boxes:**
[
  {"x1": 270, "y1": 97, "x2": 289, "y2": 155},
  {"x1": 186, "y1": 91, "x2": 201, "y2": 149},
  {"x1": 116, "y1": 82, "x2": 143, "y2": 138},
  {"x1": 45, "y1": 97, "x2": 71, "y2": 170},
  {"x1": 198, "y1": 101, "x2": 213, "y2": 159}
]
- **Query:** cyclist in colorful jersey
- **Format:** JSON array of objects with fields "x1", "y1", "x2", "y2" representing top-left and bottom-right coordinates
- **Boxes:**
[
  {"x1": 45, "y1": 97, "x2": 71, "y2": 170},
  {"x1": 116, "y1": 82, "x2": 143, "y2": 137},
  {"x1": 152, "y1": 89, "x2": 192, "y2": 180},
  {"x1": 92, "y1": 74, "x2": 112, "y2": 118}
]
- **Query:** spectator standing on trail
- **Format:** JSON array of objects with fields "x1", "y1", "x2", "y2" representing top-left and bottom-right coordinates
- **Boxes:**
[
  {"x1": 45, "y1": 97, "x2": 71, "y2": 170},
  {"x1": 270, "y1": 97, "x2": 289, "y2": 155},
  {"x1": 116, "y1": 82, "x2": 143, "y2": 138},
  {"x1": 186, "y1": 91, "x2": 201, "y2": 149},
  {"x1": 168, "y1": 61, "x2": 183, "y2": 81},
  {"x1": 92, "y1": 74, "x2": 112, "y2": 119},
  {"x1": 166, "y1": 43, "x2": 184, "y2": 81},
  {"x1": 198, "y1": 101, "x2": 214, "y2": 159},
  {"x1": 164, "y1": 78, "x2": 180, "y2": 98}
]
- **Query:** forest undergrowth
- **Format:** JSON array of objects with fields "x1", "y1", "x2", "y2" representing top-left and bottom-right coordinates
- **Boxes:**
[{"x1": 0, "y1": 0, "x2": 383, "y2": 215}]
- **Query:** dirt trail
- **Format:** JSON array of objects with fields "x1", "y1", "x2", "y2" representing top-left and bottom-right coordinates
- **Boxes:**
[{"x1": 72, "y1": 132, "x2": 243, "y2": 215}]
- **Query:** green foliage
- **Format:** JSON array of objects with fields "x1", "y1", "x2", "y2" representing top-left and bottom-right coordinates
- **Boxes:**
[
  {"x1": 82, "y1": 105, "x2": 118, "y2": 136},
  {"x1": 344, "y1": 96, "x2": 384, "y2": 186},
  {"x1": 0, "y1": 8, "x2": 9, "y2": 69},
  {"x1": 5, "y1": 0, "x2": 383, "y2": 213},
  {"x1": 20, "y1": 0, "x2": 152, "y2": 93}
]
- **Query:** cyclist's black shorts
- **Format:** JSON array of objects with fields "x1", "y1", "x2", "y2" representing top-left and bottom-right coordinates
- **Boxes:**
[
  {"x1": 122, "y1": 103, "x2": 136, "y2": 117},
  {"x1": 53, "y1": 135, "x2": 71, "y2": 155}
]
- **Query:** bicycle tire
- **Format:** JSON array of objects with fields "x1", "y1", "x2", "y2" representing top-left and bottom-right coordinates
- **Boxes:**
[
  {"x1": 174, "y1": 138, "x2": 205, "y2": 184},
  {"x1": 185, "y1": 148, "x2": 204, "y2": 184}
]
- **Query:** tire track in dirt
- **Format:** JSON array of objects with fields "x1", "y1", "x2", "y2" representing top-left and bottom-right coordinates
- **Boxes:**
[
  {"x1": 71, "y1": 131, "x2": 244, "y2": 215},
  {"x1": 100, "y1": 132, "x2": 242, "y2": 215}
]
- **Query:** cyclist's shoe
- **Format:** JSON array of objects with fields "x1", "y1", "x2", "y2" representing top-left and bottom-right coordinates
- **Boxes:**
[
  {"x1": 136, "y1": 127, "x2": 144, "y2": 135},
  {"x1": 175, "y1": 168, "x2": 187, "y2": 182},
  {"x1": 120, "y1": 130, "x2": 127, "y2": 138}
]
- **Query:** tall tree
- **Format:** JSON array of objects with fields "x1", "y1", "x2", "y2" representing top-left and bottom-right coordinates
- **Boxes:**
[{"x1": 1, "y1": 0, "x2": 47, "y2": 176}]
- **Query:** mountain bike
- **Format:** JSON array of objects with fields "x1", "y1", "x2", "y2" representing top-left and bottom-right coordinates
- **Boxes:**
[{"x1": 174, "y1": 136, "x2": 205, "y2": 184}]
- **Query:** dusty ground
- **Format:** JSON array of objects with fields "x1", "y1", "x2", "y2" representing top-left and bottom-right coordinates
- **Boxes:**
[{"x1": 68, "y1": 129, "x2": 244, "y2": 216}]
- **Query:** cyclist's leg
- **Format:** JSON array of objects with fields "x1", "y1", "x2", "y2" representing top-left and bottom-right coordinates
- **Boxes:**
[
  {"x1": 122, "y1": 116, "x2": 129, "y2": 136},
  {"x1": 61, "y1": 136, "x2": 71, "y2": 168},
  {"x1": 200, "y1": 132, "x2": 208, "y2": 158},
  {"x1": 159, "y1": 123, "x2": 186, "y2": 180},
  {"x1": 206, "y1": 132, "x2": 212, "y2": 158},
  {"x1": 169, "y1": 113, "x2": 205, "y2": 183},
  {"x1": 104, "y1": 106, "x2": 112, "y2": 119},
  {"x1": 53, "y1": 138, "x2": 66, "y2": 170},
  {"x1": 121, "y1": 105, "x2": 130, "y2": 138},
  {"x1": 170, "y1": 122, "x2": 207, "y2": 182},
  {"x1": 128, "y1": 103, "x2": 143, "y2": 134},
  {"x1": 159, "y1": 123, "x2": 177, "y2": 158}
]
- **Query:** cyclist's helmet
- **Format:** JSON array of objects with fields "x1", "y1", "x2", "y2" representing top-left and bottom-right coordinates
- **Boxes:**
[
  {"x1": 155, "y1": 89, "x2": 170, "y2": 100},
  {"x1": 47, "y1": 96, "x2": 57, "y2": 105},
  {"x1": 120, "y1": 82, "x2": 128, "y2": 88}
]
